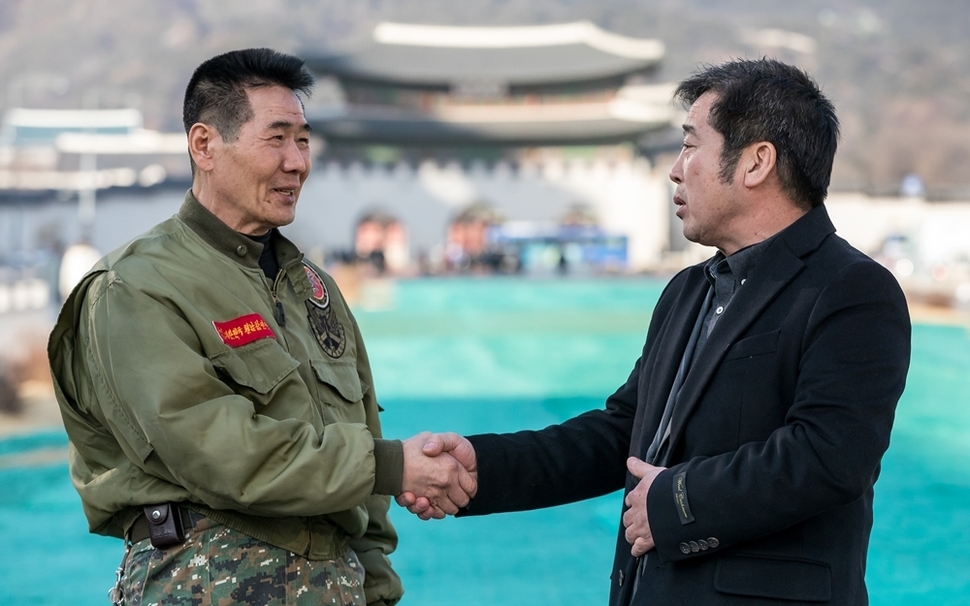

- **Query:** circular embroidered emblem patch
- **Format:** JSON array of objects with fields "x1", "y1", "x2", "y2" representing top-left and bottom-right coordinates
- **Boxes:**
[{"x1": 303, "y1": 264, "x2": 330, "y2": 308}]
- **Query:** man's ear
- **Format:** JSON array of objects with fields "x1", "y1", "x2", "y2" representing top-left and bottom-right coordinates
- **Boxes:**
[
  {"x1": 741, "y1": 141, "x2": 777, "y2": 188},
  {"x1": 187, "y1": 123, "x2": 218, "y2": 173}
]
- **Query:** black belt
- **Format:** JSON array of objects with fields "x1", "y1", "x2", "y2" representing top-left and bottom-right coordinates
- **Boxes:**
[{"x1": 128, "y1": 504, "x2": 194, "y2": 545}]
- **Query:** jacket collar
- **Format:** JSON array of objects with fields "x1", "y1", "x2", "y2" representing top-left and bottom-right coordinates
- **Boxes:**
[
  {"x1": 659, "y1": 204, "x2": 836, "y2": 462},
  {"x1": 177, "y1": 190, "x2": 304, "y2": 274}
]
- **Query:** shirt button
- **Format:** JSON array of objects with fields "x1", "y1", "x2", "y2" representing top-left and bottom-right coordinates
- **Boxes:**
[
  {"x1": 715, "y1": 306, "x2": 724, "y2": 314},
  {"x1": 236, "y1": 245, "x2": 248, "y2": 256},
  {"x1": 689, "y1": 541, "x2": 700, "y2": 553},
  {"x1": 698, "y1": 539, "x2": 710, "y2": 551},
  {"x1": 740, "y1": 278, "x2": 746, "y2": 285},
  {"x1": 618, "y1": 570, "x2": 624, "y2": 586},
  {"x1": 707, "y1": 537, "x2": 720, "y2": 549},
  {"x1": 679, "y1": 542, "x2": 691, "y2": 555}
]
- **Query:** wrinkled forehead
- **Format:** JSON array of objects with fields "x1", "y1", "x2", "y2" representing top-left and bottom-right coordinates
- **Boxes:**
[{"x1": 244, "y1": 85, "x2": 310, "y2": 128}]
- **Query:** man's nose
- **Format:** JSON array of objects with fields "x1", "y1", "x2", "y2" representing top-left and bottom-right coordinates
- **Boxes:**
[
  {"x1": 668, "y1": 156, "x2": 683, "y2": 184},
  {"x1": 283, "y1": 139, "x2": 308, "y2": 173}
]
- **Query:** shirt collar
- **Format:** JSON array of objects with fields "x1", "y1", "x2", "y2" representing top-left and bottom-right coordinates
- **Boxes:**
[{"x1": 705, "y1": 234, "x2": 778, "y2": 286}]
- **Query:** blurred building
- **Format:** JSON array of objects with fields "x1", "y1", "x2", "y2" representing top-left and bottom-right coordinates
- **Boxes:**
[
  {"x1": 305, "y1": 21, "x2": 672, "y2": 148},
  {"x1": 0, "y1": 107, "x2": 188, "y2": 194},
  {"x1": 302, "y1": 21, "x2": 680, "y2": 273}
]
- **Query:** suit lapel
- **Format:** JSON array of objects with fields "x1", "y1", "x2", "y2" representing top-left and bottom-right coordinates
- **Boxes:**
[
  {"x1": 631, "y1": 266, "x2": 709, "y2": 458},
  {"x1": 660, "y1": 205, "x2": 836, "y2": 462}
]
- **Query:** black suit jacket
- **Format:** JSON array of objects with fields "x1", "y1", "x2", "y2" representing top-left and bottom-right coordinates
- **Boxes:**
[{"x1": 464, "y1": 205, "x2": 911, "y2": 605}]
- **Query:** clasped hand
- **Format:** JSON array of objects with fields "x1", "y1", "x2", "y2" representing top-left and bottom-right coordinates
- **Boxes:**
[
  {"x1": 399, "y1": 432, "x2": 478, "y2": 520},
  {"x1": 623, "y1": 457, "x2": 665, "y2": 557}
]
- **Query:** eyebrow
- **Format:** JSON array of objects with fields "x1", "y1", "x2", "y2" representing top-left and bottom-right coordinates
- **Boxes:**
[
  {"x1": 268, "y1": 120, "x2": 312, "y2": 133},
  {"x1": 682, "y1": 123, "x2": 696, "y2": 135}
]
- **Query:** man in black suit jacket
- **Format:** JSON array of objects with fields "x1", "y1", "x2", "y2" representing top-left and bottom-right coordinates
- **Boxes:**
[{"x1": 399, "y1": 58, "x2": 911, "y2": 605}]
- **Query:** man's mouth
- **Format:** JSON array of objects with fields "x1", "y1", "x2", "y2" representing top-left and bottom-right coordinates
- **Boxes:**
[{"x1": 673, "y1": 195, "x2": 686, "y2": 218}]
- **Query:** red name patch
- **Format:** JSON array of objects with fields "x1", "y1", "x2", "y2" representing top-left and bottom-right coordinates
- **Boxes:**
[{"x1": 213, "y1": 313, "x2": 275, "y2": 347}]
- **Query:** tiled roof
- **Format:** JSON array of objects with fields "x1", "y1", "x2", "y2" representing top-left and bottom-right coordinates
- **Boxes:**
[{"x1": 305, "y1": 22, "x2": 664, "y2": 89}]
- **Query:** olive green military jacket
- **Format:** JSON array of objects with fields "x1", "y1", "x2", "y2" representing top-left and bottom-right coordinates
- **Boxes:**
[{"x1": 48, "y1": 192, "x2": 404, "y2": 605}]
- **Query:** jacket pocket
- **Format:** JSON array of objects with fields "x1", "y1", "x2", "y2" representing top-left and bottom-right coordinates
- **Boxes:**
[
  {"x1": 723, "y1": 329, "x2": 780, "y2": 361},
  {"x1": 310, "y1": 359, "x2": 365, "y2": 403},
  {"x1": 714, "y1": 554, "x2": 831, "y2": 602},
  {"x1": 209, "y1": 339, "x2": 300, "y2": 395}
]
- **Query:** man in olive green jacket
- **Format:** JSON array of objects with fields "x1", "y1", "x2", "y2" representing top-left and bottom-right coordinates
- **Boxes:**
[{"x1": 48, "y1": 49, "x2": 475, "y2": 606}]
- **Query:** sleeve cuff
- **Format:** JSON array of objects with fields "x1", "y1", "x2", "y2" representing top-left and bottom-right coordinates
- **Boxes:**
[{"x1": 371, "y1": 438, "x2": 404, "y2": 495}]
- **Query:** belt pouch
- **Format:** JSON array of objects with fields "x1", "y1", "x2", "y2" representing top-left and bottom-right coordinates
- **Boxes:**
[{"x1": 143, "y1": 503, "x2": 186, "y2": 549}]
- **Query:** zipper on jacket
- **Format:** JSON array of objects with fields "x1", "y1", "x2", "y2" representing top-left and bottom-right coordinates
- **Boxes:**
[{"x1": 271, "y1": 270, "x2": 286, "y2": 327}]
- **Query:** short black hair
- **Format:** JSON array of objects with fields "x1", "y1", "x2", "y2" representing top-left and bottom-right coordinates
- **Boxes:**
[
  {"x1": 182, "y1": 48, "x2": 314, "y2": 142},
  {"x1": 674, "y1": 58, "x2": 840, "y2": 209}
]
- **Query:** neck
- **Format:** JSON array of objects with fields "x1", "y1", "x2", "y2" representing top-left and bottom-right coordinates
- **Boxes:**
[
  {"x1": 720, "y1": 198, "x2": 807, "y2": 256},
  {"x1": 191, "y1": 183, "x2": 270, "y2": 236}
]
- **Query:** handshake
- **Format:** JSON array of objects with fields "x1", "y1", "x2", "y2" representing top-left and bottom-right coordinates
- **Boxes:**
[
  {"x1": 398, "y1": 432, "x2": 477, "y2": 520},
  {"x1": 394, "y1": 430, "x2": 663, "y2": 556}
]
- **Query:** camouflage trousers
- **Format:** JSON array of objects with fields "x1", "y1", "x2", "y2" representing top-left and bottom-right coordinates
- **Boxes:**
[{"x1": 114, "y1": 513, "x2": 366, "y2": 606}]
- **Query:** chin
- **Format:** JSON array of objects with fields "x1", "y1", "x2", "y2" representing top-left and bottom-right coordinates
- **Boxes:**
[
  {"x1": 276, "y1": 205, "x2": 298, "y2": 223},
  {"x1": 680, "y1": 224, "x2": 696, "y2": 243}
]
